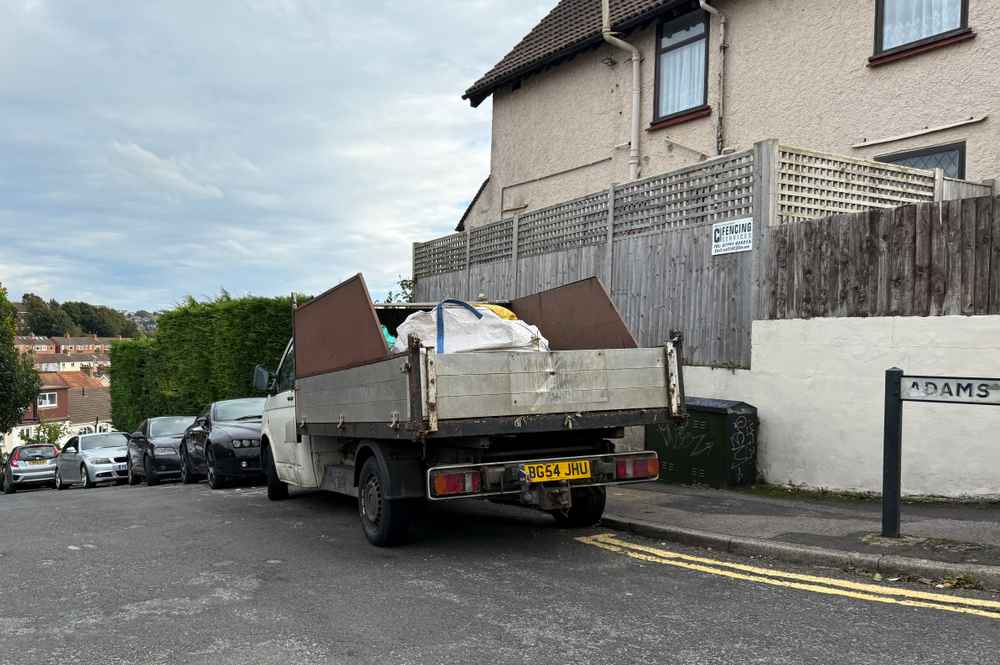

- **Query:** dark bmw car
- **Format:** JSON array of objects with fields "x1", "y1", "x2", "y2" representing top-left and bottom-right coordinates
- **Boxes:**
[
  {"x1": 126, "y1": 416, "x2": 196, "y2": 486},
  {"x1": 179, "y1": 398, "x2": 265, "y2": 489}
]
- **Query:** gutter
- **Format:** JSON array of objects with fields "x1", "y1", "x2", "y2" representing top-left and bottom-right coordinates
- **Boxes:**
[
  {"x1": 601, "y1": 0, "x2": 642, "y2": 181},
  {"x1": 699, "y1": 0, "x2": 727, "y2": 155}
]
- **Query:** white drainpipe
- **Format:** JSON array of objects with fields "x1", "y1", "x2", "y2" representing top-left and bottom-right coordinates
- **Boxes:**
[
  {"x1": 699, "y1": 0, "x2": 727, "y2": 155},
  {"x1": 601, "y1": 0, "x2": 641, "y2": 181}
]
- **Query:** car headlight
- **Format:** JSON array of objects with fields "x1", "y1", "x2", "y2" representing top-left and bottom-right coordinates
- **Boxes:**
[
  {"x1": 154, "y1": 447, "x2": 178, "y2": 456},
  {"x1": 89, "y1": 458, "x2": 112, "y2": 465},
  {"x1": 232, "y1": 439, "x2": 260, "y2": 448}
]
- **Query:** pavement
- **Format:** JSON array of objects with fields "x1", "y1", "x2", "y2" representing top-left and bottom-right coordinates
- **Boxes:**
[
  {"x1": 3, "y1": 479, "x2": 1000, "y2": 664},
  {"x1": 605, "y1": 483, "x2": 1000, "y2": 588}
]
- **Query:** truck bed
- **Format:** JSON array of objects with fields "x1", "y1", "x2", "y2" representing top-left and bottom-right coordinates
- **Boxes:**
[{"x1": 297, "y1": 345, "x2": 683, "y2": 440}]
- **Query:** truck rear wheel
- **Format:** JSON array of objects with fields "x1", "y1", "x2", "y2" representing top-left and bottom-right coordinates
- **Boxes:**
[
  {"x1": 551, "y1": 486, "x2": 607, "y2": 528},
  {"x1": 357, "y1": 457, "x2": 413, "y2": 547}
]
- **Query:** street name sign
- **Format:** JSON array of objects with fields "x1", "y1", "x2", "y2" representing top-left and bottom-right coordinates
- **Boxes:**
[
  {"x1": 900, "y1": 375, "x2": 1000, "y2": 405},
  {"x1": 711, "y1": 218, "x2": 753, "y2": 256}
]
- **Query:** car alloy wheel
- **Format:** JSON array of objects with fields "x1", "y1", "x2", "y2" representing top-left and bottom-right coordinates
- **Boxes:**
[
  {"x1": 127, "y1": 459, "x2": 138, "y2": 486},
  {"x1": 55, "y1": 468, "x2": 67, "y2": 490},
  {"x1": 80, "y1": 464, "x2": 91, "y2": 489},
  {"x1": 180, "y1": 449, "x2": 195, "y2": 484}
]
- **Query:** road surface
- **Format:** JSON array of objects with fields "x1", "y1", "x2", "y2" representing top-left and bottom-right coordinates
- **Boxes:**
[{"x1": 1, "y1": 480, "x2": 997, "y2": 664}]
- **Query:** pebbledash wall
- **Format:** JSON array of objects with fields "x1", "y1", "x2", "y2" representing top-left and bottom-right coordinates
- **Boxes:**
[
  {"x1": 685, "y1": 316, "x2": 1000, "y2": 498},
  {"x1": 466, "y1": 0, "x2": 1000, "y2": 228}
]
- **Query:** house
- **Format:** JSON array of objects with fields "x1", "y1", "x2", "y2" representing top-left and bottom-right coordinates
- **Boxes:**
[
  {"x1": 0, "y1": 372, "x2": 113, "y2": 453},
  {"x1": 55, "y1": 335, "x2": 117, "y2": 355},
  {"x1": 14, "y1": 335, "x2": 56, "y2": 355},
  {"x1": 459, "y1": 0, "x2": 996, "y2": 230},
  {"x1": 33, "y1": 353, "x2": 111, "y2": 381}
]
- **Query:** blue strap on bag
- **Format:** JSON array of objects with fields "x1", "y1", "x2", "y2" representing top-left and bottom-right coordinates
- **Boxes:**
[{"x1": 435, "y1": 299, "x2": 482, "y2": 353}]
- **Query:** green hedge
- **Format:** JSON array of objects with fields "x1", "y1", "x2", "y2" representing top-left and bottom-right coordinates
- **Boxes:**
[{"x1": 110, "y1": 295, "x2": 294, "y2": 432}]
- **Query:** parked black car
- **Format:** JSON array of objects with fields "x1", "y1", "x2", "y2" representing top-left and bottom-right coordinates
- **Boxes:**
[
  {"x1": 179, "y1": 398, "x2": 266, "y2": 489},
  {"x1": 126, "y1": 416, "x2": 196, "y2": 486}
]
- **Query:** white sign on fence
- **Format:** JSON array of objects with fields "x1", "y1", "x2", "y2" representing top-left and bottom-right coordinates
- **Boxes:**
[
  {"x1": 711, "y1": 218, "x2": 753, "y2": 256},
  {"x1": 901, "y1": 375, "x2": 1000, "y2": 405}
]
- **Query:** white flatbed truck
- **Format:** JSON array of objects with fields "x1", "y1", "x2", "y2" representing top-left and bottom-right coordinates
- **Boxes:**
[{"x1": 254, "y1": 275, "x2": 685, "y2": 546}]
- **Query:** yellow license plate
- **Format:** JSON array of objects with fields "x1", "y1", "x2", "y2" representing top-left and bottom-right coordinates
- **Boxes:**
[
  {"x1": 28, "y1": 460, "x2": 47, "y2": 465},
  {"x1": 521, "y1": 460, "x2": 591, "y2": 483}
]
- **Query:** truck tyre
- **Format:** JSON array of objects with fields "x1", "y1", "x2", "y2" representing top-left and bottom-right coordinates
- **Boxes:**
[
  {"x1": 358, "y1": 457, "x2": 413, "y2": 547},
  {"x1": 263, "y1": 445, "x2": 288, "y2": 501},
  {"x1": 551, "y1": 486, "x2": 606, "y2": 528}
]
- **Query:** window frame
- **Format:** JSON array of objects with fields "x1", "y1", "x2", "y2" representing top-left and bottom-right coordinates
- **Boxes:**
[
  {"x1": 653, "y1": 9, "x2": 711, "y2": 125},
  {"x1": 37, "y1": 392, "x2": 58, "y2": 409},
  {"x1": 874, "y1": 0, "x2": 969, "y2": 57},
  {"x1": 876, "y1": 141, "x2": 967, "y2": 179},
  {"x1": 276, "y1": 340, "x2": 296, "y2": 393}
]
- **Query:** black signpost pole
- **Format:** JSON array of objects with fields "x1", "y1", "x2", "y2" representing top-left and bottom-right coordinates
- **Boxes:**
[{"x1": 882, "y1": 367, "x2": 904, "y2": 538}]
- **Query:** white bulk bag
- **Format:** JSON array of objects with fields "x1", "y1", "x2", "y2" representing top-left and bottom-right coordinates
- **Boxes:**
[{"x1": 391, "y1": 300, "x2": 548, "y2": 354}]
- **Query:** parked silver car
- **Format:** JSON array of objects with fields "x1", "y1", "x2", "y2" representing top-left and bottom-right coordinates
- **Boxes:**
[
  {"x1": 54, "y1": 432, "x2": 129, "y2": 489},
  {"x1": 1, "y1": 444, "x2": 59, "y2": 493}
]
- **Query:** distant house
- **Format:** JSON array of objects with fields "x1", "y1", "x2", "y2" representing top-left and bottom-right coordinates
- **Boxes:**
[
  {"x1": 459, "y1": 0, "x2": 996, "y2": 229},
  {"x1": 13, "y1": 335, "x2": 56, "y2": 355},
  {"x1": 33, "y1": 353, "x2": 111, "y2": 381},
  {"x1": 0, "y1": 371, "x2": 113, "y2": 452},
  {"x1": 55, "y1": 335, "x2": 118, "y2": 355}
]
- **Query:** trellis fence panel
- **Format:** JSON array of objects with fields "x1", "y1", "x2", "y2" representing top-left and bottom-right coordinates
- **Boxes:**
[{"x1": 413, "y1": 140, "x2": 993, "y2": 368}]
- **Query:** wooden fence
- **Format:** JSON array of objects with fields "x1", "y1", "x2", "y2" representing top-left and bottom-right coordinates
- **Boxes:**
[
  {"x1": 769, "y1": 196, "x2": 1000, "y2": 319},
  {"x1": 413, "y1": 140, "x2": 994, "y2": 368}
]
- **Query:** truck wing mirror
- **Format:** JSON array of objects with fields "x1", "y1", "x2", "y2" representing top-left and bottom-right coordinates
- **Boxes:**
[{"x1": 253, "y1": 365, "x2": 274, "y2": 393}]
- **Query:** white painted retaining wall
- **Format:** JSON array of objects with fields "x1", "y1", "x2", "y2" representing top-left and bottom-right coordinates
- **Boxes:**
[{"x1": 683, "y1": 316, "x2": 1000, "y2": 498}]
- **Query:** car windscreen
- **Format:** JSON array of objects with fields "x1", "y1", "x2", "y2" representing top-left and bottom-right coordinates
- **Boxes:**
[
  {"x1": 19, "y1": 446, "x2": 57, "y2": 460},
  {"x1": 80, "y1": 434, "x2": 128, "y2": 450},
  {"x1": 214, "y1": 398, "x2": 265, "y2": 422},
  {"x1": 150, "y1": 417, "x2": 196, "y2": 437}
]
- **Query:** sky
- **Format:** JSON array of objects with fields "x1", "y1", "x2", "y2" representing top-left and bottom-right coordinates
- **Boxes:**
[{"x1": 0, "y1": 0, "x2": 552, "y2": 311}]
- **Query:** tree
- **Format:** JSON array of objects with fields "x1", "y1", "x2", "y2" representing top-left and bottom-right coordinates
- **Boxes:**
[
  {"x1": 19, "y1": 420, "x2": 68, "y2": 445},
  {"x1": 0, "y1": 285, "x2": 41, "y2": 435},
  {"x1": 21, "y1": 294, "x2": 77, "y2": 337},
  {"x1": 383, "y1": 276, "x2": 415, "y2": 304}
]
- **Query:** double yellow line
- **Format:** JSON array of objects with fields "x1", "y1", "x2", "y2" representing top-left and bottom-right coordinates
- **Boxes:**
[{"x1": 577, "y1": 533, "x2": 1000, "y2": 620}]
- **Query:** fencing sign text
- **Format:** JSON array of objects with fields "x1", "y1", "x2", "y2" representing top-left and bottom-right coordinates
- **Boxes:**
[
  {"x1": 711, "y1": 218, "x2": 753, "y2": 256},
  {"x1": 901, "y1": 375, "x2": 1000, "y2": 405}
]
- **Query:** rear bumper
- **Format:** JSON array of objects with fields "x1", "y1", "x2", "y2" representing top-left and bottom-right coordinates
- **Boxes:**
[
  {"x1": 9, "y1": 467, "x2": 56, "y2": 485},
  {"x1": 426, "y1": 450, "x2": 660, "y2": 501}
]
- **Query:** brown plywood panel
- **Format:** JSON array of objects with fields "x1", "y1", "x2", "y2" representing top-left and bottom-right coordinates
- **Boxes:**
[
  {"x1": 294, "y1": 273, "x2": 388, "y2": 379},
  {"x1": 510, "y1": 277, "x2": 637, "y2": 350}
]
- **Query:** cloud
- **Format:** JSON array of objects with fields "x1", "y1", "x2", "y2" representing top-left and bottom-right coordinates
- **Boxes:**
[{"x1": 0, "y1": 0, "x2": 552, "y2": 310}]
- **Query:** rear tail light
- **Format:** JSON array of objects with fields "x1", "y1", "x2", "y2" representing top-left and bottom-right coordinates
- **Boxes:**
[
  {"x1": 7, "y1": 450, "x2": 20, "y2": 466},
  {"x1": 615, "y1": 454, "x2": 660, "y2": 481},
  {"x1": 430, "y1": 469, "x2": 482, "y2": 498}
]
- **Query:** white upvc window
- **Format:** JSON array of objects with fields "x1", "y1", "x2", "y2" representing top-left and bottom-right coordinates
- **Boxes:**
[{"x1": 37, "y1": 392, "x2": 57, "y2": 409}]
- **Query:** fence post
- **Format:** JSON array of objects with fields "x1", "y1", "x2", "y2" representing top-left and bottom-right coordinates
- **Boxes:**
[
  {"x1": 410, "y1": 242, "x2": 419, "y2": 301},
  {"x1": 751, "y1": 139, "x2": 779, "y2": 324},
  {"x1": 464, "y1": 230, "x2": 472, "y2": 301},
  {"x1": 605, "y1": 185, "x2": 616, "y2": 291},
  {"x1": 511, "y1": 215, "x2": 520, "y2": 299},
  {"x1": 882, "y1": 367, "x2": 904, "y2": 538},
  {"x1": 932, "y1": 167, "x2": 945, "y2": 201}
]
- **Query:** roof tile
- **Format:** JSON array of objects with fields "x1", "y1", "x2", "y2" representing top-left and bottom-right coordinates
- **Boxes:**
[{"x1": 464, "y1": 0, "x2": 679, "y2": 105}]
